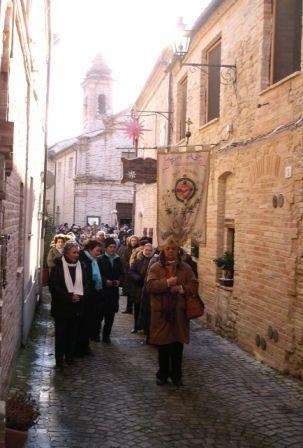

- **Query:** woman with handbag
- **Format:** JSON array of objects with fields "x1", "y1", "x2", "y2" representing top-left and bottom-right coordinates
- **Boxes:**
[{"x1": 146, "y1": 236, "x2": 198, "y2": 386}]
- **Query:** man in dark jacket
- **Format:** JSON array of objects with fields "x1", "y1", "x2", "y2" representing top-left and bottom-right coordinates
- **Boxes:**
[{"x1": 98, "y1": 238, "x2": 124, "y2": 343}]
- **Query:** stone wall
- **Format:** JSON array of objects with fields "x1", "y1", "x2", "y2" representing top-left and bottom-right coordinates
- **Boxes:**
[
  {"x1": 75, "y1": 180, "x2": 133, "y2": 228},
  {"x1": 135, "y1": 183, "x2": 157, "y2": 242},
  {"x1": 52, "y1": 147, "x2": 77, "y2": 225}
]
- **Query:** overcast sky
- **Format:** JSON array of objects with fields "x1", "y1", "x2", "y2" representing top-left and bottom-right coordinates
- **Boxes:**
[{"x1": 48, "y1": 0, "x2": 212, "y2": 145}]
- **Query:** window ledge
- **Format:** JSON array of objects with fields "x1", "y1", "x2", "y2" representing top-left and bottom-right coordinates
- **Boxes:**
[
  {"x1": 259, "y1": 71, "x2": 301, "y2": 96},
  {"x1": 176, "y1": 138, "x2": 187, "y2": 148},
  {"x1": 199, "y1": 117, "x2": 219, "y2": 132}
]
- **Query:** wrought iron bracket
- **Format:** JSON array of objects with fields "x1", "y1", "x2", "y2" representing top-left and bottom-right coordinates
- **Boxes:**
[
  {"x1": 181, "y1": 62, "x2": 237, "y2": 85},
  {"x1": 136, "y1": 110, "x2": 172, "y2": 121}
]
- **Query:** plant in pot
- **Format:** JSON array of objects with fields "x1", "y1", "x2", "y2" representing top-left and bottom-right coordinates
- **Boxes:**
[
  {"x1": 213, "y1": 251, "x2": 234, "y2": 286},
  {"x1": 5, "y1": 391, "x2": 40, "y2": 448}
]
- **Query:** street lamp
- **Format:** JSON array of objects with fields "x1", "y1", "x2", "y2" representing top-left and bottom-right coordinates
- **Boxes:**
[
  {"x1": 172, "y1": 17, "x2": 237, "y2": 85},
  {"x1": 172, "y1": 16, "x2": 191, "y2": 59}
]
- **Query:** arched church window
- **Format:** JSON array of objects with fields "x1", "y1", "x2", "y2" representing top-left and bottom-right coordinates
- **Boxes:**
[{"x1": 98, "y1": 94, "x2": 106, "y2": 114}]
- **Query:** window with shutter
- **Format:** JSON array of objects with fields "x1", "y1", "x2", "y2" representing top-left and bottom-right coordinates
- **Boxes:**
[
  {"x1": 178, "y1": 77, "x2": 187, "y2": 141},
  {"x1": 207, "y1": 40, "x2": 221, "y2": 122},
  {"x1": 271, "y1": 0, "x2": 302, "y2": 84}
]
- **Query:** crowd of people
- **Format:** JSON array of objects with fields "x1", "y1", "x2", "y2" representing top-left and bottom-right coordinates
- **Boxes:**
[{"x1": 46, "y1": 222, "x2": 198, "y2": 387}]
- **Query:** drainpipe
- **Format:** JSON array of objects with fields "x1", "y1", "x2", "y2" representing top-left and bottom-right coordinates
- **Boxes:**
[
  {"x1": 73, "y1": 146, "x2": 78, "y2": 224},
  {"x1": 53, "y1": 160, "x2": 57, "y2": 223},
  {"x1": 10, "y1": 0, "x2": 16, "y2": 58},
  {"x1": 21, "y1": 79, "x2": 31, "y2": 346},
  {"x1": 167, "y1": 67, "x2": 173, "y2": 149}
]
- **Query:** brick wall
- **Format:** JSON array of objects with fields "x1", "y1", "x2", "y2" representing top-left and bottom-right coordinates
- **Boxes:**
[
  {"x1": 0, "y1": 1, "x2": 49, "y2": 430},
  {"x1": 133, "y1": 0, "x2": 303, "y2": 376}
]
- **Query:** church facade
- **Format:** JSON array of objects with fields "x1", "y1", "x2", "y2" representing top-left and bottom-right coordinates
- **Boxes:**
[{"x1": 47, "y1": 54, "x2": 134, "y2": 229}]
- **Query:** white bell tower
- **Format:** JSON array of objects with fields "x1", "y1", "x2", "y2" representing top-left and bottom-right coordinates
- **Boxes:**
[{"x1": 82, "y1": 53, "x2": 113, "y2": 133}]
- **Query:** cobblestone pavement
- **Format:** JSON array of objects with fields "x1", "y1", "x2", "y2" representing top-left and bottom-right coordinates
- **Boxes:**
[{"x1": 9, "y1": 288, "x2": 303, "y2": 448}]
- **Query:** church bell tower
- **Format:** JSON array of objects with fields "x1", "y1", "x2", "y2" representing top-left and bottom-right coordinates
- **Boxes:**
[{"x1": 82, "y1": 53, "x2": 113, "y2": 133}]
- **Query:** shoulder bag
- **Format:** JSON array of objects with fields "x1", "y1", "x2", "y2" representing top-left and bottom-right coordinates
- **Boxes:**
[{"x1": 185, "y1": 293, "x2": 205, "y2": 320}]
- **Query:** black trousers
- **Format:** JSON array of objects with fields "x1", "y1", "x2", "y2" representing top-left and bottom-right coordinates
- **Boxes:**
[
  {"x1": 126, "y1": 280, "x2": 136, "y2": 312},
  {"x1": 133, "y1": 300, "x2": 141, "y2": 330},
  {"x1": 99, "y1": 307, "x2": 115, "y2": 340},
  {"x1": 157, "y1": 342, "x2": 184, "y2": 382},
  {"x1": 88, "y1": 295, "x2": 103, "y2": 340},
  {"x1": 76, "y1": 310, "x2": 90, "y2": 355},
  {"x1": 55, "y1": 316, "x2": 79, "y2": 363},
  {"x1": 125, "y1": 295, "x2": 133, "y2": 313}
]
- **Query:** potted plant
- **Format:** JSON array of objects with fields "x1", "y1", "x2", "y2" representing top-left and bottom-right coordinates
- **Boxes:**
[
  {"x1": 5, "y1": 391, "x2": 40, "y2": 448},
  {"x1": 213, "y1": 251, "x2": 234, "y2": 286}
]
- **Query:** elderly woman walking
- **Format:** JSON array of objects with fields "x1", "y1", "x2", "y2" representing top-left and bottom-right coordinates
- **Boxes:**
[
  {"x1": 129, "y1": 243, "x2": 154, "y2": 333},
  {"x1": 79, "y1": 239, "x2": 103, "y2": 345},
  {"x1": 49, "y1": 241, "x2": 87, "y2": 370},
  {"x1": 119, "y1": 235, "x2": 139, "y2": 314},
  {"x1": 146, "y1": 236, "x2": 198, "y2": 386},
  {"x1": 98, "y1": 237, "x2": 124, "y2": 343}
]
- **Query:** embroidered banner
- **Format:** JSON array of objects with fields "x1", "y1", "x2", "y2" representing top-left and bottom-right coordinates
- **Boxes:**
[{"x1": 157, "y1": 149, "x2": 210, "y2": 246}]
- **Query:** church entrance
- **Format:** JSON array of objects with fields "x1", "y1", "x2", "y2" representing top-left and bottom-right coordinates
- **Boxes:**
[{"x1": 116, "y1": 203, "x2": 133, "y2": 227}]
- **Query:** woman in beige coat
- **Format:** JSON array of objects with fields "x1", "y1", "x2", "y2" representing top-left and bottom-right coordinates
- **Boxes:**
[{"x1": 146, "y1": 237, "x2": 198, "y2": 386}]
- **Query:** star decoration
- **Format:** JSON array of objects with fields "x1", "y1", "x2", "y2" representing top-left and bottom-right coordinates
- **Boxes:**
[
  {"x1": 127, "y1": 170, "x2": 136, "y2": 180},
  {"x1": 118, "y1": 116, "x2": 149, "y2": 147}
]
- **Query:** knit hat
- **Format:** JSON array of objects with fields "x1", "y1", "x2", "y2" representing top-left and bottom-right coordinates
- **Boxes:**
[
  {"x1": 104, "y1": 237, "x2": 117, "y2": 248},
  {"x1": 139, "y1": 237, "x2": 149, "y2": 246}
]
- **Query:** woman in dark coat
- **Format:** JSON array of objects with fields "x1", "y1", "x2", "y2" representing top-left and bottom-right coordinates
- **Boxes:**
[
  {"x1": 128, "y1": 243, "x2": 154, "y2": 333},
  {"x1": 119, "y1": 235, "x2": 139, "y2": 313},
  {"x1": 146, "y1": 236, "x2": 198, "y2": 386},
  {"x1": 49, "y1": 241, "x2": 86, "y2": 369},
  {"x1": 98, "y1": 238, "x2": 124, "y2": 343},
  {"x1": 78, "y1": 238, "x2": 103, "y2": 351}
]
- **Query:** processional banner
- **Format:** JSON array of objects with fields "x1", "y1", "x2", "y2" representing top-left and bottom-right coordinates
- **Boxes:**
[{"x1": 157, "y1": 149, "x2": 210, "y2": 247}]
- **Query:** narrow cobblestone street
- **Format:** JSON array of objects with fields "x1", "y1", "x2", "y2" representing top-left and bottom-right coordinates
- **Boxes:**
[{"x1": 9, "y1": 288, "x2": 303, "y2": 448}]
